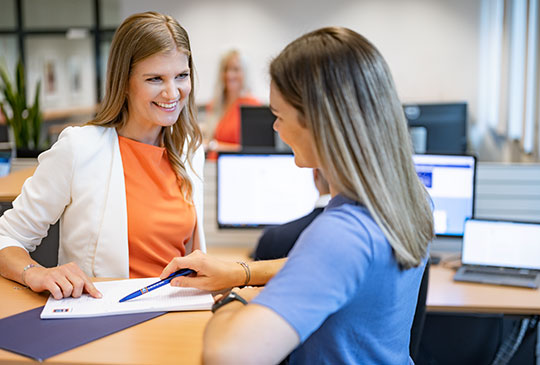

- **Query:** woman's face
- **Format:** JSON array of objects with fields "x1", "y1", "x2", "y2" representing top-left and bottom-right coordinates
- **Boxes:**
[
  {"x1": 270, "y1": 82, "x2": 319, "y2": 168},
  {"x1": 126, "y1": 48, "x2": 191, "y2": 135},
  {"x1": 223, "y1": 54, "x2": 244, "y2": 95}
]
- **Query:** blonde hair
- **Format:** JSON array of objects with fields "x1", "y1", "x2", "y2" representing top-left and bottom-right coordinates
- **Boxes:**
[
  {"x1": 88, "y1": 11, "x2": 202, "y2": 199},
  {"x1": 204, "y1": 49, "x2": 250, "y2": 140},
  {"x1": 270, "y1": 27, "x2": 434, "y2": 268}
]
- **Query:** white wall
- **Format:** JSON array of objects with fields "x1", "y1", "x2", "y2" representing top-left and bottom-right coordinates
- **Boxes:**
[
  {"x1": 25, "y1": 37, "x2": 96, "y2": 111},
  {"x1": 117, "y1": 0, "x2": 481, "y2": 121}
]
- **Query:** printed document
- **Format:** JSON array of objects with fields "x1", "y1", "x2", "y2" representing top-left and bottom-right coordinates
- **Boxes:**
[{"x1": 41, "y1": 278, "x2": 213, "y2": 319}]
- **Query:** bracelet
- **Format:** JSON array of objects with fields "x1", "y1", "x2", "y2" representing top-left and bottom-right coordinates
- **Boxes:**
[
  {"x1": 21, "y1": 263, "x2": 40, "y2": 286},
  {"x1": 236, "y1": 261, "x2": 251, "y2": 286}
]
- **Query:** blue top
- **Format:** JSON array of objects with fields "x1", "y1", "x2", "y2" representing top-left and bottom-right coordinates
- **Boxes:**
[{"x1": 252, "y1": 195, "x2": 426, "y2": 364}]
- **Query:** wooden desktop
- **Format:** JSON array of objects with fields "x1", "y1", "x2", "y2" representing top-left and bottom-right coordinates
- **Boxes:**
[
  {"x1": 0, "y1": 166, "x2": 36, "y2": 202},
  {"x1": 428, "y1": 265, "x2": 540, "y2": 315}
]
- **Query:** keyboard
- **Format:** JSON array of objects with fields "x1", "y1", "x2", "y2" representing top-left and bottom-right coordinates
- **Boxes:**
[
  {"x1": 454, "y1": 265, "x2": 540, "y2": 289},
  {"x1": 462, "y1": 266, "x2": 538, "y2": 280}
]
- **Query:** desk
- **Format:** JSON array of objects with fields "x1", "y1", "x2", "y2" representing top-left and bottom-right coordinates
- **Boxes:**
[
  {"x1": 427, "y1": 265, "x2": 540, "y2": 315},
  {"x1": 0, "y1": 166, "x2": 35, "y2": 202},
  {"x1": 0, "y1": 277, "x2": 211, "y2": 364}
]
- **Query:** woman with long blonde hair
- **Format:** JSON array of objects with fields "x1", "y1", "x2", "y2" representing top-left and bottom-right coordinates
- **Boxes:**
[
  {"x1": 162, "y1": 27, "x2": 433, "y2": 364},
  {"x1": 0, "y1": 11, "x2": 204, "y2": 300},
  {"x1": 204, "y1": 49, "x2": 260, "y2": 149}
]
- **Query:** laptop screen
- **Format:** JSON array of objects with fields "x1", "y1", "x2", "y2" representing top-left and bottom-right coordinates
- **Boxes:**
[
  {"x1": 412, "y1": 154, "x2": 476, "y2": 236},
  {"x1": 462, "y1": 219, "x2": 540, "y2": 270},
  {"x1": 217, "y1": 152, "x2": 319, "y2": 228}
]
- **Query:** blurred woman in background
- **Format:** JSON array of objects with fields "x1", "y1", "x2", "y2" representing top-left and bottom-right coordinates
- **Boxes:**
[{"x1": 204, "y1": 49, "x2": 260, "y2": 154}]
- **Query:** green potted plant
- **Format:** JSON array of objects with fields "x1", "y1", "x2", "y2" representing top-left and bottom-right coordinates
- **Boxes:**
[{"x1": 0, "y1": 60, "x2": 43, "y2": 157}]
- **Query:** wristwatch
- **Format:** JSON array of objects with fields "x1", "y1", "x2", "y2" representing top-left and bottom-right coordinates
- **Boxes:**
[{"x1": 211, "y1": 291, "x2": 248, "y2": 313}]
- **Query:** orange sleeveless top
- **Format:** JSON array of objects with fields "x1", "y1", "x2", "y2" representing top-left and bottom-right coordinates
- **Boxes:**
[
  {"x1": 118, "y1": 136, "x2": 196, "y2": 278},
  {"x1": 213, "y1": 96, "x2": 261, "y2": 144}
]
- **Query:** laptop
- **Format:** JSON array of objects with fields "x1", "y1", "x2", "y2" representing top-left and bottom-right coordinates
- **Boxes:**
[{"x1": 454, "y1": 219, "x2": 540, "y2": 288}]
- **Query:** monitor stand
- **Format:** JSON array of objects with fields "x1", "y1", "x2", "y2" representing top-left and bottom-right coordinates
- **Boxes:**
[{"x1": 409, "y1": 126, "x2": 427, "y2": 154}]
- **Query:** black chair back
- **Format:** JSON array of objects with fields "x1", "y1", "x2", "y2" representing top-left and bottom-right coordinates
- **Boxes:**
[{"x1": 410, "y1": 260, "x2": 430, "y2": 361}]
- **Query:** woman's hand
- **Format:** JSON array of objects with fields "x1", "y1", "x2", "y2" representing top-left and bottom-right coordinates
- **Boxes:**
[
  {"x1": 24, "y1": 262, "x2": 102, "y2": 300},
  {"x1": 161, "y1": 250, "x2": 246, "y2": 291}
]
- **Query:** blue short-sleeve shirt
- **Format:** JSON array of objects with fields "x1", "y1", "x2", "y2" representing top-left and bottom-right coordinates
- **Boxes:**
[{"x1": 252, "y1": 195, "x2": 426, "y2": 364}]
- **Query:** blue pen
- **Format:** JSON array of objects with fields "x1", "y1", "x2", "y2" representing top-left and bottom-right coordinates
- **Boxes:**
[{"x1": 119, "y1": 268, "x2": 195, "y2": 303}]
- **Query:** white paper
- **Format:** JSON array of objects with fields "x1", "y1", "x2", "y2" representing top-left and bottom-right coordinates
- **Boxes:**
[{"x1": 40, "y1": 277, "x2": 213, "y2": 319}]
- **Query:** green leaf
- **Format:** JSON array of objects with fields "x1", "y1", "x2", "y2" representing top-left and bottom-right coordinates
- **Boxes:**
[
  {"x1": 31, "y1": 81, "x2": 42, "y2": 148},
  {"x1": 0, "y1": 60, "x2": 42, "y2": 149},
  {"x1": 16, "y1": 61, "x2": 26, "y2": 109}
]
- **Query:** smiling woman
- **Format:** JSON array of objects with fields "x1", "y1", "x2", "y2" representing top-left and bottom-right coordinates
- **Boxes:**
[{"x1": 0, "y1": 12, "x2": 205, "y2": 299}]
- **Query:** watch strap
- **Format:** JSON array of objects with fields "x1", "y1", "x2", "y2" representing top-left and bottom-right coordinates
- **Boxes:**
[{"x1": 211, "y1": 291, "x2": 248, "y2": 313}]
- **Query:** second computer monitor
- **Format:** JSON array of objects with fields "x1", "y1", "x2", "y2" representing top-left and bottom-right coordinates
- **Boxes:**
[
  {"x1": 404, "y1": 102, "x2": 468, "y2": 154},
  {"x1": 240, "y1": 106, "x2": 276, "y2": 149},
  {"x1": 413, "y1": 154, "x2": 476, "y2": 236}
]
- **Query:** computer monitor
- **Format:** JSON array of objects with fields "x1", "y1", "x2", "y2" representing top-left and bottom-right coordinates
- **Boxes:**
[
  {"x1": 240, "y1": 106, "x2": 291, "y2": 152},
  {"x1": 0, "y1": 151, "x2": 10, "y2": 177},
  {"x1": 240, "y1": 106, "x2": 275, "y2": 149},
  {"x1": 413, "y1": 154, "x2": 476, "y2": 236},
  {"x1": 217, "y1": 152, "x2": 319, "y2": 228},
  {"x1": 404, "y1": 103, "x2": 467, "y2": 154}
]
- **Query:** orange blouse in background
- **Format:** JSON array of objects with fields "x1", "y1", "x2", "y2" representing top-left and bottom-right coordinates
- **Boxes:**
[
  {"x1": 118, "y1": 136, "x2": 196, "y2": 278},
  {"x1": 213, "y1": 96, "x2": 261, "y2": 144}
]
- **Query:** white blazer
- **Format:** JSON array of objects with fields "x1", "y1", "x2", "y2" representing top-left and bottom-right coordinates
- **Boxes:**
[{"x1": 0, "y1": 125, "x2": 205, "y2": 278}]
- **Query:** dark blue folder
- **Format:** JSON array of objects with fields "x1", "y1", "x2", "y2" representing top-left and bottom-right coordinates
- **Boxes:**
[{"x1": 0, "y1": 306, "x2": 165, "y2": 361}]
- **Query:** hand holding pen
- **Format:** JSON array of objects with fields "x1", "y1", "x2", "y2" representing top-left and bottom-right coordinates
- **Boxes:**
[
  {"x1": 119, "y1": 268, "x2": 194, "y2": 303},
  {"x1": 160, "y1": 250, "x2": 245, "y2": 291}
]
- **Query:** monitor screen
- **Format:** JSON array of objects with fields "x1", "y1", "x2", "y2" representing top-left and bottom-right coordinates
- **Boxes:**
[
  {"x1": 217, "y1": 152, "x2": 319, "y2": 228},
  {"x1": 0, "y1": 150, "x2": 11, "y2": 177},
  {"x1": 413, "y1": 154, "x2": 476, "y2": 236},
  {"x1": 240, "y1": 106, "x2": 276, "y2": 149},
  {"x1": 404, "y1": 103, "x2": 467, "y2": 154}
]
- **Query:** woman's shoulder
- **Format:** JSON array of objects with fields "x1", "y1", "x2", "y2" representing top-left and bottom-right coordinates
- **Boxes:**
[
  {"x1": 315, "y1": 204, "x2": 375, "y2": 239},
  {"x1": 237, "y1": 95, "x2": 261, "y2": 106},
  {"x1": 322, "y1": 196, "x2": 373, "y2": 226},
  {"x1": 304, "y1": 197, "x2": 386, "y2": 249},
  {"x1": 57, "y1": 124, "x2": 115, "y2": 142},
  {"x1": 51, "y1": 125, "x2": 116, "y2": 161}
]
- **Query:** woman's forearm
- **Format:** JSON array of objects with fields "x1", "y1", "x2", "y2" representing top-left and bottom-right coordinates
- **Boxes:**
[
  {"x1": 163, "y1": 252, "x2": 288, "y2": 291},
  {"x1": 245, "y1": 258, "x2": 287, "y2": 286},
  {"x1": 0, "y1": 246, "x2": 37, "y2": 285}
]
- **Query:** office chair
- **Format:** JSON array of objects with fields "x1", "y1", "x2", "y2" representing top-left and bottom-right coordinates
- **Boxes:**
[
  {"x1": 0, "y1": 203, "x2": 59, "y2": 268},
  {"x1": 410, "y1": 260, "x2": 430, "y2": 361}
]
